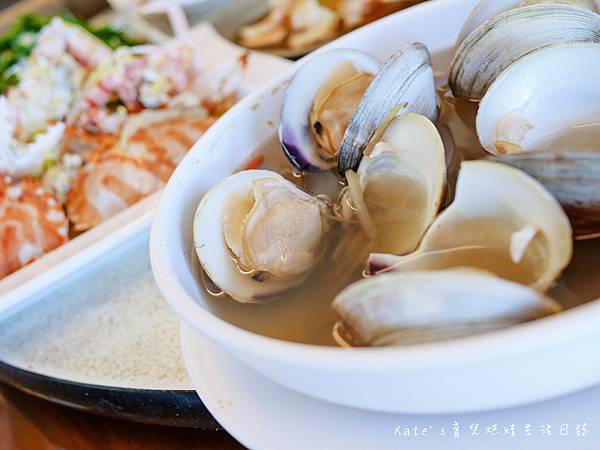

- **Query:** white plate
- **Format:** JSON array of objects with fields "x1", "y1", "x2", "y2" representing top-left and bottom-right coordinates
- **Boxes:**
[
  {"x1": 181, "y1": 322, "x2": 598, "y2": 450},
  {"x1": 0, "y1": 231, "x2": 210, "y2": 427},
  {"x1": 0, "y1": 23, "x2": 291, "y2": 321},
  {"x1": 0, "y1": 231, "x2": 191, "y2": 390}
]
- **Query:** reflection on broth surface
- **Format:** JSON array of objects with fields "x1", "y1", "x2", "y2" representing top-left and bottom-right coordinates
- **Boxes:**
[
  {"x1": 202, "y1": 249, "x2": 362, "y2": 346},
  {"x1": 194, "y1": 74, "x2": 599, "y2": 347},
  {"x1": 201, "y1": 225, "x2": 598, "y2": 346}
]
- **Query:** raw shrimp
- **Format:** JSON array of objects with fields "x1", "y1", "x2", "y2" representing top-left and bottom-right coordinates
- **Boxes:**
[
  {"x1": 0, "y1": 176, "x2": 68, "y2": 278},
  {"x1": 64, "y1": 125, "x2": 118, "y2": 159},
  {"x1": 67, "y1": 116, "x2": 213, "y2": 231},
  {"x1": 123, "y1": 113, "x2": 214, "y2": 165},
  {"x1": 66, "y1": 150, "x2": 169, "y2": 231}
]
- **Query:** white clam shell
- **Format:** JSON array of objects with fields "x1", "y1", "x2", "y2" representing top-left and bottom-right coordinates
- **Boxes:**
[
  {"x1": 368, "y1": 160, "x2": 573, "y2": 292},
  {"x1": 455, "y1": 0, "x2": 520, "y2": 47},
  {"x1": 193, "y1": 169, "x2": 313, "y2": 303},
  {"x1": 449, "y1": 3, "x2": 600, "y2": 100},
  {"x1": 455, "y1": 0, "x2": 600, "y2": 47},
  {"x1": 332, "y1": 268, "x2": 561, "y2": 346},
  {"x1": 338, "y1": 43, "x2": 438, "y2": 173},
  {"x1": 496, "y1": 150, "x2": 600, "y2": 237},
  {"x1": 477, "y1": 41, "x2": 600, "y2": 154},
  {"x1": 279, "y1": 49, "x2": 381, "y2": 172},
  {"x1": 356, "y1": 113, "x2": 446, "y2": 255}
]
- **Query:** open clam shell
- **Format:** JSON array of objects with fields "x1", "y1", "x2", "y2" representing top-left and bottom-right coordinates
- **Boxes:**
[
  {"x1": 368, "y1": 160, "x2": 573, "y2": 292},
  {"x1": 455, "y1": 0, "x2": 600, "y2": 47},
  {"x1": 338, "y1": 42, "x2": 438, "y2": 174},
  {"x1": 449, "y1": 3, "x2": 600, "y2": 100},
  {"x1": 477, "y1": 42, "x2": 600, "y2": 155},
  {"x1": 279, "y1": 49, "x2": 381, "y2": 172},
  {"x1": 193, "y1": 169, "x2": 331, "y2": 303},
  {"x1": 496, "y1": 151, "x2": 600, "y2": 238},
  {"x1": 349, "y1": 113, "x2": 446, "y2": 255},
  {"x1": 332, "y1": 269, "x2": 561, "y2": 346},
  {"x1": 455, "y1": 0, "x2": 518, "y2": 47}
]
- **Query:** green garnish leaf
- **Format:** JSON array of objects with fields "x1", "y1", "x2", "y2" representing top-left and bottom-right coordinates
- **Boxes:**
[{"x1": 0, "y1": 12, "x2": 146, "y2": 94}]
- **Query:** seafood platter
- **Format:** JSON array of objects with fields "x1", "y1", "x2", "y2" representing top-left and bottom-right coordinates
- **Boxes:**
[
  {"x1": 151, "y1": 0, "x2": 600, "y2": 418},
  {"x1": 0, "y1": 1, "x2": 289, "y2": 316},
  {"x1": 210, "y1": 0, "x2": 421, "y2": 58},
  {"x1": 0, "y1": 1, "x2": 290, "y2": 426}
]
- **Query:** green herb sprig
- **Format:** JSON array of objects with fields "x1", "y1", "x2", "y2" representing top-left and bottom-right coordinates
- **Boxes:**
[{"x1": 0, "y1": 12, "x2": 145, "y2": 94}]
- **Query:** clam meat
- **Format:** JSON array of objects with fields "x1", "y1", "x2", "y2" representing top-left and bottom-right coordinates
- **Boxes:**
[
  {"x1": 279, "y1": 49, "x2": 381, "y2": 171},
  {"x1": 193, "y1": 169, "x2": 332, "y2": 303},
  {"x1": 280, "y1": 43, "x2": 438, "y2": 173}
]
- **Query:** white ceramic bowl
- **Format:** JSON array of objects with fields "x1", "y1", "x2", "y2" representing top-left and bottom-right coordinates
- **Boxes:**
[{"x1": 150, "y1": 0, "x2": 600, "y2": 414}]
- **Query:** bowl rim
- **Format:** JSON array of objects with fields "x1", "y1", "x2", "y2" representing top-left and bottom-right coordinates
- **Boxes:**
[{"x1": 150, "y1": 0, "x2": 600, "y2": 372}]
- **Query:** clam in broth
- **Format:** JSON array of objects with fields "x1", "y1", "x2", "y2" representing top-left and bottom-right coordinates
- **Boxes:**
[
  {"x1": 196, "y1": 123, "x2": 600, "y2": 347},
  {"x1": 197, "y1": 130, "x2": 600, "y2": 346},
  {"x1": 194, "y1": 27, "x2": 600, "y2": 346}
]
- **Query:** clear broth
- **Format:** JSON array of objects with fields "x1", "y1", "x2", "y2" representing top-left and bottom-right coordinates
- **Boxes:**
[{"x1": 200, "y1": 91, "x2": 600, "y2": 346}]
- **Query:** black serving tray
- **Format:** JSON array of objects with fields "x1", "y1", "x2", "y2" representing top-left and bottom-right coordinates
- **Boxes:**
[{"x1": 0, "y1": 360, "x2": 220, "y2": 428}]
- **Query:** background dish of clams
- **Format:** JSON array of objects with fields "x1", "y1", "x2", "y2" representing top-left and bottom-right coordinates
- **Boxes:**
[{"x1": 151, "y1": 0, "x2": 600, "y2": 414}]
